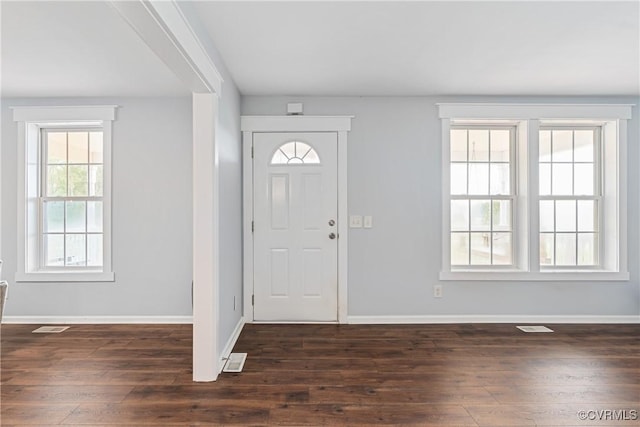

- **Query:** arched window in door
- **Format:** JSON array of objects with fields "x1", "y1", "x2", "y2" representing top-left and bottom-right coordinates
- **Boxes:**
[{"x1": 271, "y1": 141, "x2": 320, "y2": 165}]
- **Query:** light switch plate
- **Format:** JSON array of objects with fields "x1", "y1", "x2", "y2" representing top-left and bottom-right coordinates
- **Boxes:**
[
  {"x1": 349, "y1": 215, "x2": 363, "y2": 228},
  {"x1": 364, "y1": 216, "x2": 373, "y2": 228}
]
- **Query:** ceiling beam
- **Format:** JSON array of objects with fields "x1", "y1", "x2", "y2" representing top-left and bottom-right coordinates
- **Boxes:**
[{"x1": 109, "y1": 0, "x2": 222, "y2": 95}]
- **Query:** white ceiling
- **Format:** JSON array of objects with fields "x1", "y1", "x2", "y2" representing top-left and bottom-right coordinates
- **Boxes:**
[
  {"x1": 1, "y1": 1, "x2": 189, "y2": 97},
  {"x1": 193, "y1": 1, "x2": 640, "y2": 96},
  {"x1": 1, "y1": 1, "x2": 638, "y2": 98}
]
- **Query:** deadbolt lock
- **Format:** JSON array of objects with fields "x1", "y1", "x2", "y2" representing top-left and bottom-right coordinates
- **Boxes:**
[{"x1": 328, "y1": 219, "x2": 335, "y2": 226}]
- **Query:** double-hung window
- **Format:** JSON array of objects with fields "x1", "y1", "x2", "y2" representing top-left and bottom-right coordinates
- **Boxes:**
[
  {"x1": 538, "y1": 127, "x2": 600, "y2": 267},
  {"x1": 439, "y1": 103, "x2": 631, "y2": 281},
  {"x1": 13, "y1": 106, "x2": 116, "y2": 282},
  {"x1": 41, "y1": 128, "x2": 104, "y2": 269},
  {"x1": 450, "y1": 126, "x2": 515, "y2": 267}
]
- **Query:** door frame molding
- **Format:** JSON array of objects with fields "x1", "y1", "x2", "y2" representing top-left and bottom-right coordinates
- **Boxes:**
[{"x1": 241, "y1": 116, "x2": 353, "y2": 323}]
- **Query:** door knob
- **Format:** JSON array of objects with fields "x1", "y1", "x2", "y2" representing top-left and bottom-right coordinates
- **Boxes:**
[
  {"x1": 328, "y1": 219, "x2": 335, "y2": 226},
  {"x1": 329, "y1": 233, "x2": 336, "y2": 240}
]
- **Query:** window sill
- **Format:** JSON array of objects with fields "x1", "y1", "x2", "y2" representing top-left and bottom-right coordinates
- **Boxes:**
[
  {"x1": 15, "y1": 271, "x2": 115, "y2": 283},
  {"x1": 439, "y1": 270, "x2": 629, "y2": 281}
]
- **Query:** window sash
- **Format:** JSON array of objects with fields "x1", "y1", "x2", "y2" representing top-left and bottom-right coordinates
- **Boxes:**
[
  {"x1": 449, "y1": 125, "x2": 517, "y2": 267},
  {"x1": 537, "y1": 126, "x2": 603, "y2": 268},
  {"x1": 39, "y1": 127, "x2": 105, "y2": 271}
]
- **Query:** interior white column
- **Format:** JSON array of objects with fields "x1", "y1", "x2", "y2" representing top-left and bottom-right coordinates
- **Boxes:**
[{"x1": 192, "y1": 93, "x2": 219, "y2": 381}]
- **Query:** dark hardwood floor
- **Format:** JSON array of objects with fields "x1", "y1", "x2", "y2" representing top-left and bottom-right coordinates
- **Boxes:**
[{"x1": 1, "y1": 323, "x2": 639, "y2": 426}]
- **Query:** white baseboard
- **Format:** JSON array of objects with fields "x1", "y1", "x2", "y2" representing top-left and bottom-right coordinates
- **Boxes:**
[
  {"x1": 1, "y1": 315, "x2": 193, "y2": 324},
  {"x1": 219, "y1": 316, "x2": 245, "y2": 373},
  {"x1": 347, "y1": 315, "x2": 640, "y2": 324}
]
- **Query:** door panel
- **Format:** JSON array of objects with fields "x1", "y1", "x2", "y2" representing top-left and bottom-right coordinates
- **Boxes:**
[{"x1": 253, "y1": 132, "x2": 338, "y2": 321}]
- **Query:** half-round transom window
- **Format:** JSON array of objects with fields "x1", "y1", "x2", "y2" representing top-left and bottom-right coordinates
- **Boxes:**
[{"x1": 271, "y1": 141, "x2": 320, "y2": 165}]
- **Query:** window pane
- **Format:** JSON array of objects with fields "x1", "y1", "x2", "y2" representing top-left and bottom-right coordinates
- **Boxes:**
[
  {"x1": 539, "y1": 130, "x2": 551, "y2": 162},
  {"x1": 271, "y1": 149, "x2": 289, "y2": 165},
  {"x1": 492, "y1": 200, "x2": 511, "y2": 231},
  {"x1": 540, "y1": 233, "x2": 554, "y2": 265},
  {"x1": 577, "y1": 200, "x2": 596, "y2": 232},
  {"x1": 539, "y1": 201, "x2": 554, "y2": 232},
  {"x1": 578, "y1": 233, "x2": 597, "y2": 266},
  {"x1": 470, "y1": 200, "x2": 491, "y2": 231},
  {"x1": 87, "y1": 201, "x2": 103, "y2": 233},
  {"x1": 489, "y1": 163, "x2": 510, "y2": 195},
  {"x1": 44, "y1": 201, "x2": 64, "y2": 233},
  {"x1": 280, "y1": 142, "x2": 296, "y2": 159},
  {"x1": 470, "y1": 232, "x2": 491, "y2": 264},
  {"x1": 66, "y1": 234, "x2": 86, "y2": 266},
  {"x1": 68, "y1": 165, "x2": 89, "y2": 197},
  {"x1": 47, "y1": 165, "x2": 67, "y2": 197},
  {"x1": 556, "y1": 200, "x2": 576, "y2": 232},
  {"x1": 492, "y1": 232, "x2": 512, "y2": 265},
  {"x1": 87, "y1": 234, "x2": 103, "y2": 267},
  {"x1": 556, "y1": 233, "x2": 577, "y2": 265},
  {"x1": 302, "y1": 148, "x2": 320, "y2": 164},
  {"x1": 89, "y1": 132, "x2": 103, "y2": 164},
  {"x1": 468, "y1": 163, "x2": 489, "y2": 195},
  {"x1": 539, "y1": 163, "x2": 551, "y2": 196},
  {"x1": 47, "y1": 132, "x2": 67, "y2": 164},
  {"x1": 468, "y1": 130, "x2": 489, "y2": 161},
  {"x1": 450, "y1": 129, "x2": 467, "y2": 162},
  {"x1": 451, "y1": 200, "x2": 469, "y2": 231},
  {"x1": 552, "y1": 130, "x2": 573, "y2": 162},
  {"x1": 89, "y1": 165, "x2": 103, "y2": 197},
  {"x1": 44, "y1": 234, "x2": 64, "y2": 267},
  {"x1": 68, "y1": 132, "x2": 88, "y2": 164},
  {"x1": 451, "y1": 233, "x2": 469, "y2": 265},
  {"x1": 574, "y1": 130, "x2": 594, "y2": 162},
  {"x1": 66, "y1": 201, "x2": 86, "y2": 232},
  {"x1": 574, "y1": 164, "x2": 594, "y2": 196},
  {"x1": 451, "y1": 164, "x2": 467, "y2": 195},
  {"x1": 552, "y1": 164, "x2": 572, "y2": 195},
  {"x1": 490, "y1": 130, "x2": 510, "y2": 162}
]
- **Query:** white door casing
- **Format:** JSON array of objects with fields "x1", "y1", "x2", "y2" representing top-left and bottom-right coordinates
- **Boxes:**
[
  {"x1": 241, "y1": 115, "x2": 352, "y2": 324},
  {"x1": 253, "y1": 133, "x2": 337, "y2": 321}
]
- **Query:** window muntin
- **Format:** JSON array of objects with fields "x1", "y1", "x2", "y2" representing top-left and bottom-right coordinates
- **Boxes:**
[
  {"x1": 538, "y1": 127, "x2": 600, "y2": 267},
  {"x1": 450, "y1": 127, "x2": 515, "y2": 267},
  {"x1": 41, "y1": 129, "x2": 104, "y2": 269},
  {"x1": 271, "y1": 141, "x2": 320, "y2": 165}
]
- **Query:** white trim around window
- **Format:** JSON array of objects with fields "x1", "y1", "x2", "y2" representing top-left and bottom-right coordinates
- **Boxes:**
[
  {"x1": 438, "y1": 103, "x2": 632, "y2": 282},
  {"x1": 13, "y1": 106, "x2": 117, "y2": 282}
]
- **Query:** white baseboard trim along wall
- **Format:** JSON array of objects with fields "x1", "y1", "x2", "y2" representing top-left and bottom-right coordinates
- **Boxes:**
[
  {"x1": 219, "y1": 317, "x2": 246, "y2": 373},
  {"x1": 1, "y1": 316, "x2": 194, "y2": 324},
  {"x1": 347, "y1": 315, "x2": 640, "y2": 324}
]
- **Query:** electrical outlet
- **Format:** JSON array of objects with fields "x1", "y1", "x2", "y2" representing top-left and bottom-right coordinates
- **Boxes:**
[
  {"x1": 349, "y1": 215, "x2": 363, "y2": 228},
  {"x1": 433, "y1": 285, "x2": 443, "y2": 298}
]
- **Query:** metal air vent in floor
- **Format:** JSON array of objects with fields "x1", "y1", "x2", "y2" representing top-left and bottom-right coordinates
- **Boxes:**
[
  {"x1": 32, "y1": 326, "x2": 70, "y2": 334},
  {"x1": 517, "y1": 325, "x2": 554, "y2": 333},
  {"x1": 223, "y1": 352, "x2": 247, "y2": 372}
]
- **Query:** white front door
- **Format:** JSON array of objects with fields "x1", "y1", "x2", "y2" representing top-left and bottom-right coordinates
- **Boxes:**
[{"x1": 253, "y1": 132, "x2": 338, "y2": 321}]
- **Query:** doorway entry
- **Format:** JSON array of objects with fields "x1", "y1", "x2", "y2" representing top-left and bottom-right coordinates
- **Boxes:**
[
  {"x1": 253, "y1": 132, "x2": 337, "y2": 321},
  {"x1": 242, "y1": 116, "x2": 352, "y2": 323}
]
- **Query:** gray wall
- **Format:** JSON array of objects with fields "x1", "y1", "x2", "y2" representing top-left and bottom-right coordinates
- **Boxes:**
[
  {"x1": 243, "y1": 96, "x2": 640, "y2": 317},
  {"x1": 1, "y1": 96, "x2": 193, "y2": 317},
  {"x1": 215, "y1": 74, "x2": 243, "y2": 351}
]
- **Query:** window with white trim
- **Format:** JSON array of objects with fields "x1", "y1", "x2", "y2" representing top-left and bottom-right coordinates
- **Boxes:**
[
  {"x1": 13, "y1": 106, "x2": 116, "y2": 282},
  {"x1": 439, "y1": 103, "x2": 631, "y2": 281}
]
